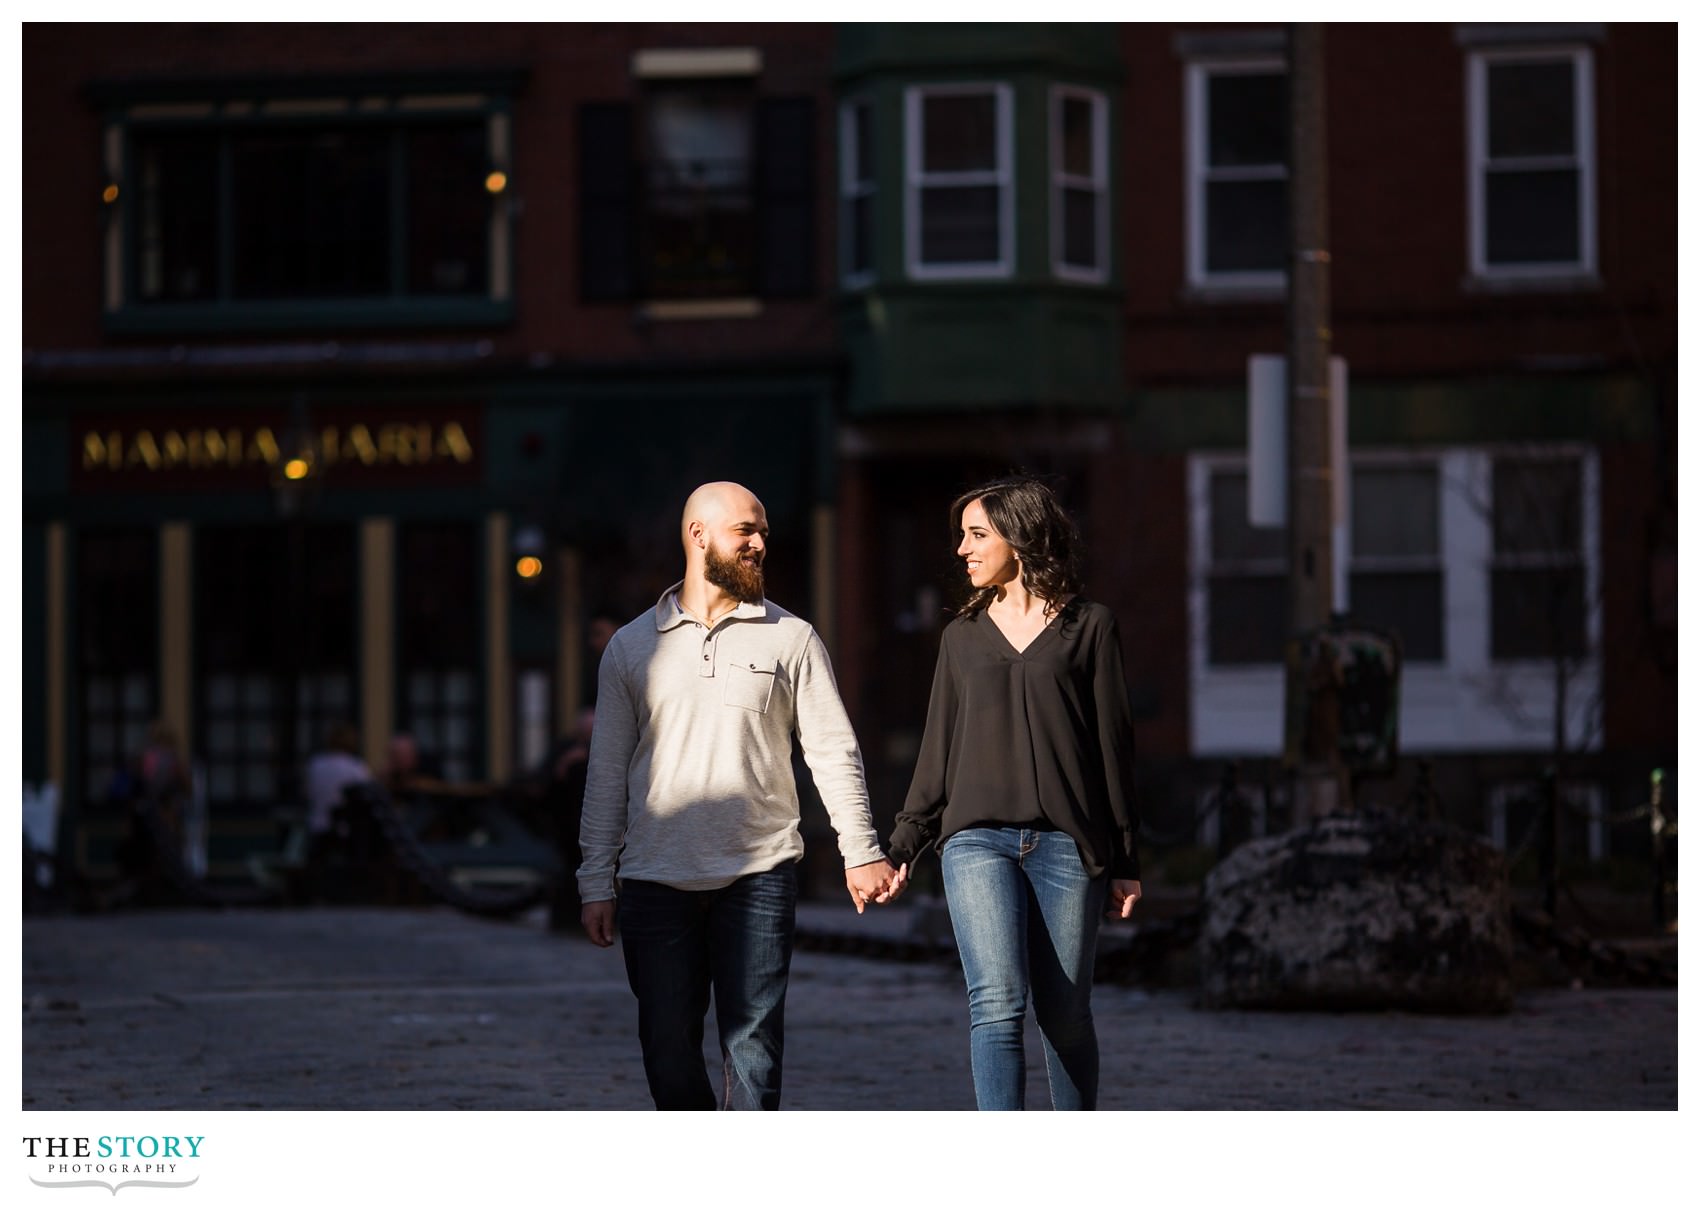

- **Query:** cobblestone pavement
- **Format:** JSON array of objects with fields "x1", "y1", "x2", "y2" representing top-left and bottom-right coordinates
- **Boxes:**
[{"x1": 21, "y1": 902, "x2": 1677, "y2": 1111}]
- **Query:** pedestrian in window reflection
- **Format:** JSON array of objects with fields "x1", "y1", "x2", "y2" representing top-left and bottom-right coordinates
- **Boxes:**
[{"x1": 886, "y1": 475, "x2": 1143, "y2": 1110}]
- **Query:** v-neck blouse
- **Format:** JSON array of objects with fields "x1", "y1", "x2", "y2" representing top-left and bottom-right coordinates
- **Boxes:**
[{"x1": 886, "y1": 597, "x2": 1141, "y2": 880}]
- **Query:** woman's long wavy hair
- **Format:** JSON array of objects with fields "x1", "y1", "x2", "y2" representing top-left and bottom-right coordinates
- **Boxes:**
[{"x1": 949, "y1": 475, "x2": 1085, "y2": 618}]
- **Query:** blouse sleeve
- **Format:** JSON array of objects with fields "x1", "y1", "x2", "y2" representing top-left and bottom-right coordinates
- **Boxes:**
[
  {"x1": 1092, "y1": 611, "x2": 1142, "y2": 880},
  {"x1": 886, "y1": 627, "x2": 958, "y2": 868}
]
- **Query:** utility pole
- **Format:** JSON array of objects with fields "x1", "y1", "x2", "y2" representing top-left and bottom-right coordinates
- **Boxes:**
[{"x1": 1286, "y1": 23, "x2": 1344, "y2": 822}]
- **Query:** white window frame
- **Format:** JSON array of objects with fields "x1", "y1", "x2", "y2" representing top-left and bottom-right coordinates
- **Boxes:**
[
  {"x1": 1050, "y1": 84, "x2": 1109, "y2": 284},
  {"x1": 905, "y1": 82, "x2": 1014, "y2": 280},
  {"x1": 839, "y1": 96, "x2": 876, "y2": 289},
  {"x1": 1466, "y1": 44, "x2": 1597, "y2": 282},
  {"x1": 1185, "y1": 56, "x2": 1287, "y2": 294},
  {"x1": 1188, "y1": 446, "x2": 1600, "y2": 758}
]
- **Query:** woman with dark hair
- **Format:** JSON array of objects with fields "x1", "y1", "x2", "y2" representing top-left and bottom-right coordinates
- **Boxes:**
[{"x1": 886, "y1": 475, "x2": 1142, "y2": 1110}]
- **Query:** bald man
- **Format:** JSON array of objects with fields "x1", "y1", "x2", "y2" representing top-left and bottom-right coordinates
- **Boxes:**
[{"x1": 577, "y1": 481, "x2": 907, "y2": 1110}]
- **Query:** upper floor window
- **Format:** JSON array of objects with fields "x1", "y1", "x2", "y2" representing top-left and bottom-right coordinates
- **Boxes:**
[
  {"x1": 580, "y1": 49, "x2": 815, "y2": 309},
  {"x1": 642, "y1": 81, "x2": 757, "y2": 300},
  {"x1": 840, "y1": 97, "x2": 876, "y2": 286},
  {"x1": 96, "y1": 73, "x2": 521, "y2": 332},
  {"x1": 1051, "y1": 86, "x2": 1109, "y2": 283},
  {"x1": 905, "y1": 83, "x2": 1013, "y2": 279},
  {"x1": 1467, "y1": 46, "x2": 1596, "y2": 281},
  {"x1": 1186, "y1": 58, "x2": 1288, "y2": 291}
]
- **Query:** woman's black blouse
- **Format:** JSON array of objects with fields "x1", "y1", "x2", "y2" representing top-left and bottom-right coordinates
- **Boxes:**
[{"x1": 886, "y1": 597, "x2": 1141, "y2": 880}]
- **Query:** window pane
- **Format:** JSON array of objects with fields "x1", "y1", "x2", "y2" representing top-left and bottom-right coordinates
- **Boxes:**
[
  {"x1": 407, "y1": 122, "x2": 489, "y2": 296},
  {"x1": 649, "y1": 90, "x2": 752, "y2": 177},
  {"x1": 1210, "y1": 473, "x2": 1287, "y2": 564},
  {"x1": 1494, "y1": 459, "x2": 1582, "y2": 555},
  {"x1": 245, "y1": 764, "x2": 277, "y2": 801},
  {"x1": 1206, "y1": 179, "x2": 1287, "y2": 273},
  {"x1": 121, "y1": 674, "x2": 148, "y2": 711},
  {"x1": 920, "y1": 184, "x2": 1000, "y2": 264},
  {"x1": 1351, "y1": 572, "x2": 1444, "y2": 662},
  {"x1": 1060, "y1": 95, "x2": 1095, "y2": 178},
  {"x1": 1493, "y1": 568, "x2": 1587, "y2": 660},
  {"x1": 849, "y1": 194, "x2": 874, "y2": 274},
  {"x1": 134, "y1": 130, "x2": 219, "y2": 302},
  {"x1": 208, "y1": 720, "x2": 236, "y2": 756},
  {"x1": 231, "y1": 127, "x2": 390, "y2": 299},
  {"x1": 922, "y1": 93, "x2": 998, "y2": 173},
  {"x1": 1209, "y1": 575, "x2": 1287, "y2": 665},
  {"x1": 1207, "y1": 72, "x2": 1287, "y2": 168},
  {"x1": 643, "y1": 88, "x2": 754, "y2": 298},
  {"x1": 1062, "y1": 186, "x2": 1098, "y2": 269},
  {"x1": 1486, "y1": 169, "x2": 1580, "y2": 265},
  {"x1": 410, "y1": 673, "x2": 437, "y2": 708},
  {"x1": 1352, "y1": 468, "x2": 1438, "y2": 558},
  {"x1": 243, "y1": 677, "x2": 272, "y2": 711},
  {"x1": 852, "y1": 103, "x2": 874, "y2": 182},
  {"x1": 446, "y1": 672, "x2": 475, "y2": 707},
  {"x1": 1487, "y1": 60, "x2": 1575, "y2": 159}
]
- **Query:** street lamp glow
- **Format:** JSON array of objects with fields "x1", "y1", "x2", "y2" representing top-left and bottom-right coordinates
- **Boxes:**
[
  {"x1": 282, "y1": 457, "x2": 312, "y2": 481},
  {"x1": 515, "y1": 555, "x2": 543, "y2": 579},
  {"x1": 485, "y1": 170, "x2": 509, "y2": 195}
]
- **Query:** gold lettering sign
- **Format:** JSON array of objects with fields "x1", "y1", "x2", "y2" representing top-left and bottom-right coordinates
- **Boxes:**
[{"x1": 79, "y1": 421, "x2": 477, "y2": 473}]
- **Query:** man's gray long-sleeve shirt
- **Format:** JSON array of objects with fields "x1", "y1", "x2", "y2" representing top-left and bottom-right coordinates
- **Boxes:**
[{"x1": 576, "y1": 585, "x2": 884, "y2": 904}]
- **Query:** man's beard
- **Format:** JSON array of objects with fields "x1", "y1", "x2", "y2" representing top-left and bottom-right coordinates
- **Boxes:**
[{"x1": 705, "y1": 541, "x2": 765, "y2": 603}]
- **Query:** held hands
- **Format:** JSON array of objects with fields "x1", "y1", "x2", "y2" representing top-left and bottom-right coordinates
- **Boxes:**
[
  {"x1": 1107, "y1": 879, "x2": 1143, "y2": 919},
  {"x1": 845, "y1": 859, "x2": 910, "y2": 914}
]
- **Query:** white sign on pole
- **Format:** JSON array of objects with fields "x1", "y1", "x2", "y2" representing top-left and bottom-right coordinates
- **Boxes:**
[
  {"x1": 1245, "y1": 354, "x2": 1351, "y2": 611},
  {"x1": 1247, "y1": 354, "x2": 1287, "y2": 528}
]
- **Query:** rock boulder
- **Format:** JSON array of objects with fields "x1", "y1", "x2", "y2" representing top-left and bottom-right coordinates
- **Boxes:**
[{"x1": 1199, "y1": 812, "x2": 1514, "y2": 1013}]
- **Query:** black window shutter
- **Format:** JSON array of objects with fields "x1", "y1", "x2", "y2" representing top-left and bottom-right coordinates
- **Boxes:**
[
  {"x1": 579, "y1": 102, "x2": 635, "y2": 302},
  {"x1": 754, "y1": 96, "x2": 816, "y2": 299}
]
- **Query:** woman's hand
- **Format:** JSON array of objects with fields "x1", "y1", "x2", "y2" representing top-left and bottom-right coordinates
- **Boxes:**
[{"x1": 1107, "y1": 879, "x2": 1143, "y2": 919}]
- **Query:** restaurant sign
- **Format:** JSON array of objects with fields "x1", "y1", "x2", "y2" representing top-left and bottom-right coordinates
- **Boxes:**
[{"x1": 71, "y1": 406, "x2": 482, "y2": 491}]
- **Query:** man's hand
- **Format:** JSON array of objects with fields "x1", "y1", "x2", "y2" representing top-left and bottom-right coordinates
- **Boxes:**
[
  {"x1": 1107, "y1": 879, "x2": 1143, "y2": 919},
  {"x1": 845, "y1": 859, "x2": 903, "y2": 914},
  {"x1": 581, "y1": 899, "x2": 617, "y2": 946}
]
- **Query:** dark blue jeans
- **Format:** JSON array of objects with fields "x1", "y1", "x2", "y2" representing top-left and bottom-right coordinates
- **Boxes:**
[
  {"x1": 617, "y1": 865, "x2": 797, "y2": 1110},
  {"x1": 941, "y1": 827, "x2": 1106, "y2": 1109}
]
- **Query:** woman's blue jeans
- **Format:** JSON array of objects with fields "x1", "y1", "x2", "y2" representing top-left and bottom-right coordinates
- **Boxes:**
[
  {"x1": 941, "y1": 827, "x2": 1106, "y2": 1110},
  {"x1": 617, "y1": 865, "x2": 796, "y2": 1110}
]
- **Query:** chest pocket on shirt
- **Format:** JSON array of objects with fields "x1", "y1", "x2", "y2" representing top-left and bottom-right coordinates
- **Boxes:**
[{"x1": 724, "y1": 659, "x2": 777, "y2": 713}]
